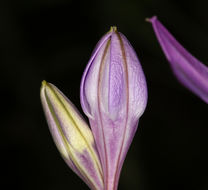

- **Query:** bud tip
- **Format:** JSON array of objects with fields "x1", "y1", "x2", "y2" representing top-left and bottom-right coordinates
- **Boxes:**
[
  {"x1": 42, "y1": 80, "x2": 47, "y2": 88},
  {"x1": 110, "y1": 26, "x2": 117, "y2": 32},
  {"x1": 42, "y1": 80, "x2": 47, "y2": 85}
]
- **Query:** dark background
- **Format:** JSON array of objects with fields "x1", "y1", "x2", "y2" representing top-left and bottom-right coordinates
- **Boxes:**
[{"x1": 1, "y1": 0, "x2": 208, "y2": 189}]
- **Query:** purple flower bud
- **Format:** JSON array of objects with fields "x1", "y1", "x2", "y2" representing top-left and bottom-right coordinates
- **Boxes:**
[
  {"x1": 80, "y1": 27, "x2": 148, "y2": 190},
  {"x1": 148, "y1": 16, "x2": 208, "y2": 103},
  {"x1": 40, "y1": 81, "x2": 103, "y2": 190}
]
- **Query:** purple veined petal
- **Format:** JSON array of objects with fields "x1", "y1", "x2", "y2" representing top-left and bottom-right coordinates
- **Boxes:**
[
  {"x1": 80, "y1": 27, "x2": 148, "y2": 190},
  {"x1": 80, "y1": 30, "x2": 114, "y2": 119},
  {"x1": 40, "y1": 81, "x2": 104, "y2": 190},
  {"x1": 148, "y1": 16, "x2": 208, "y2": 103}
]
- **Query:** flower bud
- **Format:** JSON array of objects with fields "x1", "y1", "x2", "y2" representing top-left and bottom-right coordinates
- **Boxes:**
[
  {"x1": 80, "y1": 27, "x2": 148, "y2": 190},
  {"x1": 40, "y1": 81, "x2": 103, "y2": 190}
]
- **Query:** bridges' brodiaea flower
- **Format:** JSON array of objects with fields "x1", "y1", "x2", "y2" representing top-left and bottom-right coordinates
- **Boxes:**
[
  {"x1": 148, "y1": 16, "x2": 208, "y2": 103},
  {"x1": 40, "y1": 81, "x2": 103, "y2": 190},
  {"x1": 80, "y1": 27, "x2": 147, "y2": 190},
  {"x1": 41, "y1": 26, "x2": 147, "y2": 190}
]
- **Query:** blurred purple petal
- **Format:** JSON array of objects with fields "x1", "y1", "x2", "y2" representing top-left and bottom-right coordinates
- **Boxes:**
[
  {"x1": 149, "y1": 16, "x2": 208, "y2": 103},
  {"x1": 80, "y1": 27, "x2": 147, "y2": 190}
]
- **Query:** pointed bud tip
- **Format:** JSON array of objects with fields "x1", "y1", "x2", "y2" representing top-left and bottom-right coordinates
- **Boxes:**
[
  {"x1": 41, "y1": 80, "x2": 48, "y2": 91},
  {"x1": 110, "y1": 26, "x2": 117, "y2": 32},
  {"x1": 145, "y1": 16, "x2": 157, "y2": 23},
  {"x1": 42, "y1": 80, "x2": 47, "y2": 86}
]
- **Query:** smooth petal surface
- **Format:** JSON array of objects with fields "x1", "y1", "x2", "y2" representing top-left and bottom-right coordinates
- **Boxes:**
[
  {"x1": 40, "y1": 81, "x2": 103, "y2": 190},
  {"x1": 149, "y1": 16, "x2": 208, "y2": 103},
  {"x1": 80, "y1": 27, "x2": 147, "y2": 190}
]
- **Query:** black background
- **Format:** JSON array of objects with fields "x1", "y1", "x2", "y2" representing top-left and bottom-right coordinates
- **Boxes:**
[{"x1": 1, "y1": 0, "x2": 208, "y2": 190}]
